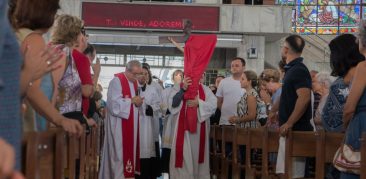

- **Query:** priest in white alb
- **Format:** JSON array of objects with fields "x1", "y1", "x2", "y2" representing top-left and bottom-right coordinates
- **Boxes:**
[
  {"x1": 99, "y1": 60, "x2": 144, "y2": 179},
  {"x1": 169, "y1": 74, "x2": 217, "y2": 179},
  {"x1": 161, "y1": 69, "x2": 184, "y2": 174},
  {"x1": 137, "y1": 64, "x2": 162, "y2": 178}
]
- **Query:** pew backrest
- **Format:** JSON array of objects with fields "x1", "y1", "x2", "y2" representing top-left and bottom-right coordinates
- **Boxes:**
[{"x1": 23, "y1": 129, "x2": 65, "y2": 179}]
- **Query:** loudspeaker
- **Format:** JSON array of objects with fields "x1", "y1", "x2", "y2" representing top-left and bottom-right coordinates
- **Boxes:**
[{"x1": 247, "y1": 48, "x2": 258, "y2": 59}]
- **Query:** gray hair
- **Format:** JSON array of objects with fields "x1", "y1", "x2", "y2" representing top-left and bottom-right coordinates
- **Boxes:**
[
  {"x1": 126, "y1": 60, "x2": 142, "y2": 71},
  {"x1": 316, "y1": 72, "x2": 335, "y2": 89}
]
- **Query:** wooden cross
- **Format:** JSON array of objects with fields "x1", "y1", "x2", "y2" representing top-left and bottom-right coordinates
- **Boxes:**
[{"x1": 159, "y1": 19, "x2": 192, "y2": 44}]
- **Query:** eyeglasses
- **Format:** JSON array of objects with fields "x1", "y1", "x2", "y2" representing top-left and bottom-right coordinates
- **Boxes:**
[{"x1": 134, "y1": 73, "x2": 144, "y2": 77}]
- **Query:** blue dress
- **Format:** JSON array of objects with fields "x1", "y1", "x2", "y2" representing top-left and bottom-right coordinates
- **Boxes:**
[
  {"x1": 340, "y1": 89, "x2": 366, "y2": 178},
  {"x1": 34, "y1": 73, "x2": 54, "y2": 131}
]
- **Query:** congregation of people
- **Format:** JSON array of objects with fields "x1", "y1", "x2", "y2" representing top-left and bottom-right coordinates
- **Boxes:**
[{"x1": 2, "y1": 0, "x2": 366, "y2": 179}]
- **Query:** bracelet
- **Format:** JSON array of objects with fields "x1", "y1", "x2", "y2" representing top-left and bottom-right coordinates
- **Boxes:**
[{"x1": 266, "y1": 103, "x2": 272, "y2": 111}]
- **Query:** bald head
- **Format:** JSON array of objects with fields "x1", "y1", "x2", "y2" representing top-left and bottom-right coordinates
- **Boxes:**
[{"x1": 285, "y1": 35, "x2": 305, "y2": 54}]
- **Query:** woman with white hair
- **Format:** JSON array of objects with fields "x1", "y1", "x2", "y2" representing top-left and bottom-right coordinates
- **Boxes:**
[{"x1": 312, "y1": 72, "x2": 335, "y2": 129}]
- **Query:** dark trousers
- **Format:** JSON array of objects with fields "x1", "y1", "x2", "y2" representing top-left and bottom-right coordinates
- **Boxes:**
[{"x1": 161, "y1": 148, "x2": 171, "y2": 173}]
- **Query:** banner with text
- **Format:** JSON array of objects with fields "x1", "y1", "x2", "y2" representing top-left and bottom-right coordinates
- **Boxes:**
[{"x1": 82, "y1": 2, "x2": 220, "y2": 32}]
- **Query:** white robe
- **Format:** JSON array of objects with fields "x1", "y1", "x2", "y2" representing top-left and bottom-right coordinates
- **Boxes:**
[
  {"x1": 169, "y1": 85, "x2": 217, "y2": 179},
  {"x1": 139, "y1": 84, "x2": 161, "y2": 159},
  {"x1": 161, "y1": 85, "x2": 180, "y2": 149},
  {"x1": 150, "y1": 81, "x2": 163, "y2": 143},
  {"x1": 99, "y1": 77, "x2": 139, "y2": 179}
]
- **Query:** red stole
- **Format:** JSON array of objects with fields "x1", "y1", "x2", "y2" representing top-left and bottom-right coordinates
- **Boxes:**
[
  {"x1": 175, "y1": 84, "x2": 207, "y2": 167},
  {"x1": 114, "y1": 73, "x2": 140, "y2": 177}
]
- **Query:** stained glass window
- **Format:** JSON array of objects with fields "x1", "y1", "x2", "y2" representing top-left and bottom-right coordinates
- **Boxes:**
[
  {"x1": 277, "y1": 0, "x2": 362, "y2": 34},
  {"x1": 297, "y1": 5, "x2": 318, "y2": 26},
  {"x1": 339, "y1": 0, "x2": 360, "y2": 4},
  {"x1": 298, "y1": 0, "x2": 317, "y2": 5},
  {"x1": 296, "y1": 27, "x2": 317, "y2": 34},
  {"x1": 317, "y1": 27, "x2": 339, "y2": 34},
  {"x1": 318, "y1": 0, "x2": 339, "y2": 5},
  {"x1": 339, "y1": 27, "x2": 358, "y2": 33},
  {"x1": 276, "y1": 0, "x2": 296, "y2": 5},
  {"x1": 339, "y1": 5, "x2": 360, "y2": 26},
  {"x1": 317, "y1": 5, "x2": 339, "y2": 26}
]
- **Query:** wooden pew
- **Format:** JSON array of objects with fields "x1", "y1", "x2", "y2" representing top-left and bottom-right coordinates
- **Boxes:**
[
  {"x1": 78, "y1": 128, "x2": 87, "y2": 179},
  {"x1": 221, "y1": 125, "x2": 235, "y2": 179},
  {"x1": 285, "y1": 130, "x2": 317, "y2": 179},
  {"x1": 245, "y1": 128, "x2": 266, "y2": 178},
  {"x1": 212, "y1": 125, "x2": 222, "y2": 177},
  {"x1": 231, "y1": 127, "x2": 248, "y2": 179},
  {"x1": 209, "y1": 125, "x2": 216, "y2": 175},
  {"x1": 22, "y1": 125, "x2": 101, "y2": 179},
  {"x1": 85, "y1": 129, "x2": 92, "y2": 179},
  {"x1": 23, "y1": 129, "x2": 65, "y2": 179},
  {"x1": 92, "y1": 127, "x2": 100, "y2": 179},
  {"x1": 66, "y1": 135, "x2": 77, "y2": 179},
  {"x1": 262, "y1": 127, "x2": 280, "y2": 178},
  {"x1": 361, "y1": 132, "x2": 366, "y2": 179},
  {"x1": 65, "y1": 126, "x2": 87, "y2": 179},
  {"x1": 85, "y1": 127, "x2": 100, "y2": 179},
  {"x1": 315, "y1": 129, "x2": 343, "y2": 179}
]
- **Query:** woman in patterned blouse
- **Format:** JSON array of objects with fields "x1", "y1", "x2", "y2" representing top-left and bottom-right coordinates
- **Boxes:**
[
  {"x1": 228, "y1": 70, "x2": 267, "y2": 128},
  {"x1": 321, "y1": 34, "x2": 364, "y2": 132}
]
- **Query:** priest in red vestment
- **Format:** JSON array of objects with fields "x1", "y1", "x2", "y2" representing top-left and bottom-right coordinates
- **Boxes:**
[{"x1": 99, "y1": 60, "x2": 143, "y2": 179}]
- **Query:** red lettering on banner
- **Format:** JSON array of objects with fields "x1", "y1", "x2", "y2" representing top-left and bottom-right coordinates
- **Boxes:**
[
  {"x1": 119, "y1": 20, "x2": 146, "y2": 28},
  {"x1": 106, "y1": 19, "x2": 117, "y2": 26},
  {"x1": 149, "y1": 21, "x2": 159, "y2": 28},
  {"x1": 83, "y1": 3, "x2": 219, "y2": 31},
  {"x1": 98, "y1": 14, "x2": 209, "y2": 29}
]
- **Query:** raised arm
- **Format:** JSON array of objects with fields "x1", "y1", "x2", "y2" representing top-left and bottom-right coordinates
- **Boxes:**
[{"x1": 168, "y1": 37, "x2": 184, "y2": 53}]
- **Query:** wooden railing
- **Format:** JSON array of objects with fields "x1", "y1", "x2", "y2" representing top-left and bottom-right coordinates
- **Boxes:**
[
  {"x1": 21, "y1": 124, "x2": 366, "y2": 178},
  {"x1": 209, "y1": 125, "x2": 366, "y2": 179},
  {"x1": 22, "y1": 125, "x2": 102, "y2": 179}
]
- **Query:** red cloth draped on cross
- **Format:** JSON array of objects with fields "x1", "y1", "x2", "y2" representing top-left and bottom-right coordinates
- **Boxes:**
[{"x1": 175, "y1": 34, "x2": 217, "y2": 168}]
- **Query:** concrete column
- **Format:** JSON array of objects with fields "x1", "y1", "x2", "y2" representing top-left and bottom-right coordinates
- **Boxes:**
[
  {"x1": 264, "y1": 40, "x2": 282, "y2": 69},
  {"x1": 236, "y1": 35, "x2": 265, "y2": 75}
]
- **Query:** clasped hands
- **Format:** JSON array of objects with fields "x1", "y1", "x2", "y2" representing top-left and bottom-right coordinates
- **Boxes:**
[
  {"x1": 132, "y1": 96, "x2": 144, "y2": 107},
  {"x1": 229, "y1": 116, "x2": 241, "y2": 124}
]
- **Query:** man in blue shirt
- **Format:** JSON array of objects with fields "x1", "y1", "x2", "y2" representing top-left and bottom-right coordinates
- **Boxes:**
[{"x1": 273, "y1": 35, "x2": 312, "y2": 178}]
